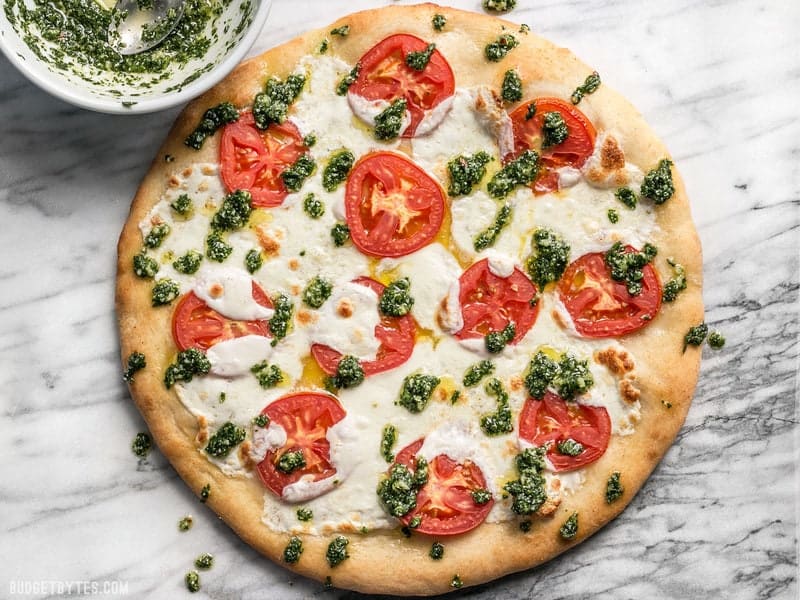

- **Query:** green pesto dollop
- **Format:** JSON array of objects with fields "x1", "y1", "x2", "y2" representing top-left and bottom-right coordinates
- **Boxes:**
[
  {"x1": 557, "y1": 438, "x2": 584, "y2": 456},
  {"x1": 252, "y1": 74, "x2": 306, "y2": 129},
  {"x1": 607, "y1": 208, "x2": 620, "y2": 224},
  {"x1": 380, "y1": 424, "x2": 397, "y2": 463},
  {"x1": 570, "y1": 71, "x2": 601, "y2": 105},
  {"x1": 283, "y1": 536, "x2": 303, "y2": 563},
  {"x1": 277, "y1": 450, "x2": 306, "y2": 474},
  {"x1": 152, "y1": 278, "x2": 180, "y2": 306},
  {"x1": 281, "y1": 154, "x2": 316, "y2": 193},
  {"x1": 683, "y1": 323, "x2": 708, "y2": 351},
  {"x1": 463, "y1": 360, "x2": 494, "y2": 387},
  {"x1": 503, "y1": 446, "x2": 547, "y2": 515},
  {"x1": 501, "y1": 69, "x2": 523, "y2": 103},
  {"x1": 429, "y1": 541, "x2": 444, "y2": 559},
  {"x1": 662, "y1": 259, "x2": 687, "y2": 302},
  {"x1": 485, "y1": 322, "x2": 515, "y2": 354},
  {"x1": 483, "y1": 0, "x2": 516, "y2": 11},
  {"x1": 432, "y1": 13, "x2": 446, "y2": 31},
  {"x1": 268, "y1": 293, "x2": 293, "y2": 343},
  {"x1": 474, "y1": 203, "x2": 512, "y2": 251},
  {"x1": 471, "y1": 488, "x2": 492, "y2": 505},
  {"x1": 302, "y1": 276, "x2": 333, "y2": 309},
  {"x1": 210, "y1": 189, "x2": 252, "y2": 231},
  {"x1": 708, "y1": 331, "x2": 726, "y2": 349},
  {"x1": 487, "y1": 149, "x2": 539, "y2": 198},
  {"x1": 123, "y1": 351, "x2": 146, "y2": 383},
  {"x1": 377, "y1": 457, "x2": 428, "y2": 517},
  {"x1": 447, "y1": 151, "x2": 492, "y2": 197},
  {"x1": 605, "y1": 241, "x2": 658, "y2": 296},
  {"x1": 396, "y1": 373, "x2": 440, "y2": 413},
  {"x1": 328, "y1": 355, "x2": 365, "y2": 389},
  {"x1": 164, "y1": 348, "x2": 210, "y2": 388},
  {"x1": 331, "y1": 222, "x2": 350, "y2": 246},
  {"x1": 541, "y1": 111, "x2": 569, "y2": 148},
  {"x1": 205, "y1": 231, "x2": 233, "y2": 262},
  {"x1": 336, "y1": 63, "x2": 361, "y2": 96},
  {"x1": 559, "y1": 512, "x2": 579, "y2": 539},
  {"x1": 170, "y1": 194, "x2": 194, "y2": 217},
  {"x1": 330, "y1": 24, "x2": 350, "y2": 37},
  {"x1": 173, "y1": 250, "x2": 203, "y2": 274},
  {"x1": 526, "y1": 228, "x2": 570, "y2": 290},
  {"x1": 185, "y1": 571, "x2": 200, "y2": 593},
  {"x1": 204, "y1": 422, "x2": 245, "y2": 458},
  {"x1": 379, "y1": 277, "x2": 415, "y2": 317},
  {"x1": 251, "y1": 361, "x2": 283, "y2": 388},
  {"x1": 178, "y1": 515, "x2": 193, "y2": 531},
  {"x1": 144, "y1": 223, "x2": 170, "y2": 248},
  {"x1": 297, "y1": 507, "x2": 313, "y2": 521},
  {"x1": 322, "y1": 149, "x2": 355, "y2": 192},
  {"x1": 374, "y1": 98, "x2": 407, "y2": 140},
  {"x1": 405, "y1": 43, "x2": 435, "y2": 71},
  {"x1": 303, "y1": 193, "x2": 325, "y2": 219},
  {"x1": 194, "y1": 553, "x2": 213, "y2": 570},
  {"x1": 133, "y1": 253, "x2": 159, "y2": 278},
  {"x1": 199, "y1": 483, "x2": 211, "y2": 502},
  {"x1": 326, "y1": 536, "x2": 350, "y2": 567},
  {"x1": 524, "y1": 350, "x2": 594, "y2": 400},
  {"x1": 480, "y1": 378, "x2": 513, "y2": 435},
  {"x1": 245, "y1": 248, "x2": 263, "y2": 274},
  {"x1": 131, "y1": 432, "x2": 151, "y2": 457},
  {"x1": 185, "y1": 102, "x2": 239, "y2": 150},
  {"x1": 484, "y1": 33, "x2": 519, "y2": 62},
  {"x1": 605, "y1": 471, "x2": 624, "y2": 503},
  {"x1": 640, "y1": 158, "x2": 675, "y2": 204},
  {"x1": 615, "y1": 186, "x2": 637, "y2": 209}
]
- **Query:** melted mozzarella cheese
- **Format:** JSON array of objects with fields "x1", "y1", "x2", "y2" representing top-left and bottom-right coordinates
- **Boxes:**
[
  {"x1": 207, "y1": 335, "x2": 273, "y2": 377},
  {"x1": 308, "y1": 281, "x2": 382, "y2": 360},
  {"x1": 193, "y1": 267, "x2": 274, "y2": 321},
  {"x1": 481, "y1": 248, "x2": 517, "y2": 277}
]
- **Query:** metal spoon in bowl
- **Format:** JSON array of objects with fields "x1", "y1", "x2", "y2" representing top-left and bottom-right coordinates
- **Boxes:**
[{"x1": 108, "y1": 0, "x2": 185, "y2": 56}]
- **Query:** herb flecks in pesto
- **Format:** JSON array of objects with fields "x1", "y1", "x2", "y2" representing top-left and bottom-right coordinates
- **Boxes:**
[
  {"x1": 178, "y1": 516, "x2": 193, "y2": 531},
  {"x1": 524, "y1": 350, "x2": 593, "y2": 400},
  {"x1": 253, "y1": 74, "x2": 306, "y2": 129},
  {"x1": 269, "y1": 294, "x2": 293, "y2": 343},
  {"x1": 557, "y1": 438, "x2": 584, "y2": 456},
  {"x1": 374, "y1": 98, "x2": 408, "y2": 140},
  {"x1": 485, "y1": 33, "x2": 519, "y2": 62},
  {"x1": 185, "y1": 571, "x2": 200, "y2": 593},
  {"x1": 318, "y1": 39, "x2": 329, "y2": 54},
  {"x1": 322, "y1": 149, "x2": 355, "y2": 192},
  {"x1": 206, "y1": 231, "x2": 233, "y2": 262},
  {"x1": 483, "y1": 0, "x2": 516, "y2": 11},
  {"x1": 144, "y1": 223, "x2": 170, "y2": 248},
  {"x1": 329, "y1": 355, "x2": 365, "y2": 389},
  {"x1": 471, "y1": 488, "x2": 492, "y2": 505},
  {"x1": 173, "y1": 250, "x2": 203, "y2": 274},
  {"x1": 210, "y1": 189, "x2": 252, "y2": 231},
  {"x1": 405, "y1": 43, "x2": 436, "y2": 71},
  {"x1": 432, "y1": 14, "x2": 447, "y2": 31},
  {"x1": 251, "y1": 361, "x2": 283, "y2": 388},
  {"x1": 131, "y1": 432, "x2": 151, "y2": 457},
  {"x1": 571, "y1": 71, "x2": 601, "y2": 105},
  {"x1": 331, "y1": 222, "x2": 351, "y2": 246},
  {"x1": 474, "y1": 203, "x2": 512, "y2": 251},
  {"x1": 330, "y1": 24, "x2": 350, "y2": 37},
  {"x1": 501, "y1": 69, "x2": 523, "y2": 103},
  {"x1": 605, "y1": 471, "x2": 624, "y2": 503},
  {"x1": 380, "y1": 424, "x2": 397, "y2": 463},
  {"x1": 480, "y1": 378, "x2": 513, "y2": 435},
  {"x1": 526, "y1": 228, "x2": 570, "y2": 290},
  {"x1": 504, "y1": 446, "x2": 547, "y2": 515},
  {"x1": 430, "y1": 541, "x2": 445, "y2": 559},
  {"x1": 447, "y1": 151, "x2": 492, "y2": 197},
  {"x1": 297, "y1": 507, "x2": 313, "y2": 521},
  {"x1": 283, "y1": 536, "x2": 303, "y2": 563},
  {"x1": 451, "y1": 574, "x2": 464, "y2": 589},
  {"x1": 302, "y1": 276, "x2": 333, "y2": 309},
  {"x1": 463, "y1": 360, "x2": 494, "y2": 387},
  {"x1": 133, "y1": 253, "x2": 159, "y2": 278},
  {"x1": 487, "y1": 149, "x2": 539, "y2": 198},
  {"x1": 663, "y1": 259, "x2": 687, "y2": 302},
  {"x1": 123, "y1": 352, "x2": 146, "y2": 383},
  {"x1": 377, "y1": 457, "x2": 428, "y2": 517},
  {"x1": 303, "y1": 193, "x2": 325, "y2": 219},
  {"x1": 164, "y1": 348, "x2": 211, "y2": 389},
  {"x1": 252, "y1": 414, "x2": 269, "y2": 428},
  {"x1": 485, "y1": 322, "x2": 515, "y2": 354},
  {"x1": 152, "y1": 278, "x2": 180, "y2": 306},
  {"x1": 607, "y1": 208, "x2": 620, "y2": 224},
  {"x1": 193, "y1": 553, "x2": 213, "y2": 571},
  {"x1": 326, "y1": 536, "x2": 350, "y2": 567},
  {"x1": 683, "y1": 323, "x2": 708, "y2": 352},
  {"x1": 281, "y1": 154, "x2": 316, "y2": 193},
  {"x1": 615, "y1": 186, "x2": 637, "y2": 209},
  {"x1": 185, "y1": 102, "x2": 239, "y2": 150},
  {"x1": 200, "y1": 483, "x2": 211, "y2": 502},
  {"x1": 640, "y1": 158, "x2": 675, "y2": 204},
  {"x1": 379, "y1": 277, "x2": 414, "y2": 317},
  {"x1": 204, "y1": 422, "x2": 246, "y2": 458},
  {"x1": 541, "y1": 111, "x2": 569, "y2": 148},
  {"x1": 708, "y1": 331, "x2": 726, "y2": 349},
  {"x1": 397, "y1": 373, "x2": 440, "y2": 413},
  {"x1": 277, "y1": 450, "x2": 306, "y2": 474},
  {"x1": 336, "y1": 63, "x2": 361, "y2": 96},
  {"x1": 245, "y1": 249, "x2": 263, "y2": 273},
  {"x1": 605, "y1": 241, "x2": 657, "y2": 296},
  {"x1": 560, "y1": 512, "x2": 579, "y2": 539}
]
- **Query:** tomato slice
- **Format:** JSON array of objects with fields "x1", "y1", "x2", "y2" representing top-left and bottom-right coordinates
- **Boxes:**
[
  {"x1": 311, "y1": 277, "x2": 416, "y2": 377},
  {"x1": 392, "y1": 439, "x2": 493, "y2": 536},
  {"x1": 557, "y1": 246, "x2": 662, "y2": 337},
  {"x1": 256, "y1": 392, "x2": 347, "y2": 498},
  {"x1": 453, "y1": 258, "x2": 540, "y2": 344},
  {"x1": 219, "y1": 111, "x2": 307, "y2": 208},
  {"x1": 172, "y1": 281, "x2": 273, "y2": 351},
  {"x1": 345, "y1": 151, "x2": 445, "y2": 258},
  {"x1": 508, "y1": 97, "x2": 597, "y2": 194},
  {"x1": 518, "y1": 392, "x2": 611, "y2": 472},
  {"x1": 349, "y1": 33, "x2": 455, "y2": 137}
]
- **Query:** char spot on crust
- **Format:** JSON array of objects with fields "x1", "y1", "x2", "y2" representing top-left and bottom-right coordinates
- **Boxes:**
[
  {"x1": 150, "y1": 214, "x2": 164, "y2": 226},
  {"x1": 256, "y1": 225, "x2": 281, "y2": 256},
  {"x1": 337, "y1": 298, "x2": 354, "y2": 318},
  {"x1": 168, "y1": 175, "x2": 181, "y2": 188},
  {"x1": 619, "y1": 376, "x2": 640, "y2": 403},
  {"x1": 583, "y1": 133, "x2": 632, "y2": 188},
  {"x1": 536, "y1": 495, "x2": 561, "y2": 517},
  {"x1": 296, "y1": 309, "x2": 318, "y2": 326},
  {"x1": 594, "y1": 347, "x2": 635, "y2": 375}
]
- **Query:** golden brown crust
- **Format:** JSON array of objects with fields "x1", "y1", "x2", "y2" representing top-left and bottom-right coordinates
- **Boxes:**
[{"x1": 116, "y1": 3, "x2": 704, "y2": 595}]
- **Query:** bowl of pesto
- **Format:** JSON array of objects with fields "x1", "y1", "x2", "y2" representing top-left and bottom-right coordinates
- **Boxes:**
[{"x1": 0, "y1": 0, "x2": 271, "y2": 113}]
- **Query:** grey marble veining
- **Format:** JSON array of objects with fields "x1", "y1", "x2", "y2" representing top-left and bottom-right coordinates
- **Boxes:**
[{"x1": 0, "y1": 1, "x2": 797, "y2": 598}]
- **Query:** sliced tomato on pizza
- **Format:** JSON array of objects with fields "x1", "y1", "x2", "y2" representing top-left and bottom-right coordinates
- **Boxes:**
[
  {"x1": 311, "y1": 276, "x2": 416, "y2": 376},
  {"x1": 348, "y1": 33, "x2": 455, "y2": 137},
  {"x1": 392, "y1": 438, "x2": 493, "y2": 536},
  {"x1": 172, "y1": 281, "x2": 273, "y2": 351},
  {"x1": 453, "y1": 258, "x2": 540, "y2": 344},
  {"x1": 508, "y1": 97, "x2": 597, "y2": 194},
  {"x1": 518, "y1": 391, "x2": 611, "y2": 472},
  {"x1": 256, "y1": 392, "x2": 347, "y2": 499},
  {"x1": 344, "y1": 151, "x2": 445, "y2": 258},
  {"x1": 558, "y1": 246, "x2": 662, "y2": 337},
  {"x1": 219, "y1": 111, "x2": 307, "y2": 208}
]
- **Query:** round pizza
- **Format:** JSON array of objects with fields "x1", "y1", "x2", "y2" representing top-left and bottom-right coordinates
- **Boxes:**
[{"x1": 116, "y1": 4, "x2": 704, "y2": 595}]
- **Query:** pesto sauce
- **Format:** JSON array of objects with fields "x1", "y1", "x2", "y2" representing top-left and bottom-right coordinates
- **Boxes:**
[
  {"x1": 251, "y1": 361, "x2": 283, "y2": 388},
  {"x1": 131, "y1": 432, "x2": 151, "y2": 457},
  {"x1": 123, "y1": 351, "x2": 146, "y2": 383},
  {"x1": 5, "y1": 0, "x2": 252, "y2": 90},
  {"x1": 204, "y1": 421, "x2": 245, "y2": 458}
]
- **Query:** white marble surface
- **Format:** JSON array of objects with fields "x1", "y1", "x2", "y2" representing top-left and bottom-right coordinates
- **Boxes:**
[{"x1": 1, "y1": 1, "x2": 797, "y2": 598}]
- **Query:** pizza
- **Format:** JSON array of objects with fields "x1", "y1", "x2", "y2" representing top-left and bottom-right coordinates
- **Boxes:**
[{"x1": 116, "y1": 4, "x2": 704, "y2": 595}]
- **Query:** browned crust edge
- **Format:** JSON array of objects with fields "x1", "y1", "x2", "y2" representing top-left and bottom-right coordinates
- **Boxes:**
[{"x1": 116, "y1": 3, "x2": 704, "y2": 595}]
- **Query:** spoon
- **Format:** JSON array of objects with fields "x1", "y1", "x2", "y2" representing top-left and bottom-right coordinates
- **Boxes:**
[{"x1": 108, "y1": 0, "x2": 185, "y2": 56}]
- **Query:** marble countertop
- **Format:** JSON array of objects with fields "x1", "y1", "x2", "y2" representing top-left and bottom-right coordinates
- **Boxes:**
[{"x1": 1, "y1": 1, "x2": 797, "y2": 598}]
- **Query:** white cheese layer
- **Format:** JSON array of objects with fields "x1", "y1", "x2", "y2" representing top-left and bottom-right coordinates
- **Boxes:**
[
  {"x1": 207, "y1": 335, "x2": 273, "y2": 377},
  {"x1": 193, "y1": 267, "x2": 274, "y2": 321},
  {"x1": 308, "y1": 281, "x2": 382, "y2": 360}
]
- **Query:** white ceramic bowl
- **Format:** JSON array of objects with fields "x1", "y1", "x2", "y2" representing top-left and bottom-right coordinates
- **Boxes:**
[{"x1": 0, "y1": 0, "x2": 271, "y2": 114}]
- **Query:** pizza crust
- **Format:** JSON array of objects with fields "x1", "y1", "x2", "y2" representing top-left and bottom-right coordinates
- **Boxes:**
[{"x1": 116, "y1": 3, "x2": 703, "y2": 594}]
